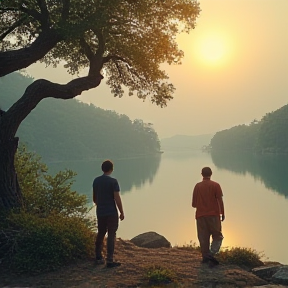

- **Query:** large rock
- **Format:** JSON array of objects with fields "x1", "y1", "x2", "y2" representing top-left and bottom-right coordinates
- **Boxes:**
[
  {"x1": 130, "y1": 232, "x2": 171, "y2": 248},
  {"x1": 252, "y1": 265, "x2": 283, "y2": 280},
  {"x1": 271, "y1": 265, "x2": 288, "y2": 285}
]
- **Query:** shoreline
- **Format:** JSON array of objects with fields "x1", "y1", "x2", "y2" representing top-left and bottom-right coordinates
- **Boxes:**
[{"x1": 45, "y1": 152, "x2": 162, "y2": 164}]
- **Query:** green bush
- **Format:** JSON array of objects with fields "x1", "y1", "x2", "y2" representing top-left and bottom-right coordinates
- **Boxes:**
[
  {"x1": 1, "y1": 211, "x2": 94, "y2": 273},
  {"x1": 15, "y1": 145, "x2": 90, "y2": 218},
  {"x1": 0, "y1": 146, "x2": 96, "y2": 273},
  {"x1": 217, "y1": 247, "x2": 264, "y2": 269},
  {"x1": 145, "y1": 264, "x2": 176, "y2": 285}
]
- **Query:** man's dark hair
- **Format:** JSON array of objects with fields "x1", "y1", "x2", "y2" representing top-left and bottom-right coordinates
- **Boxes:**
[
  {"x1": 101, "y1": 160, "x2": 113, "y2": 173},
  {"x1": 201, "y1": 167, "x2": 212, "y2": 177}
]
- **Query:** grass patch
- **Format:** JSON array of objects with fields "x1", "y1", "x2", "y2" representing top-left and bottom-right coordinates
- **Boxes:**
[{"x1": 145, "y1": 264, "x2": 176, "y2": 285}]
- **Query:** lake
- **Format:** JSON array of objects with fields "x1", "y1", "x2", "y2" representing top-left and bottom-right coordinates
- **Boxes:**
[{"x1": 49, "y1": 149, "x2": 288, "y2": 265}]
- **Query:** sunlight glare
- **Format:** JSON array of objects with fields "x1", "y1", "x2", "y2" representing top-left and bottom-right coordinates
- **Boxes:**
[{"x1": 193, "y1": 33, "x2": 232, "y2": 67}]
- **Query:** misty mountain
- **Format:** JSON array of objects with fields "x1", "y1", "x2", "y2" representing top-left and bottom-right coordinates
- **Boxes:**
[
  {"x1": 160, "y1": 134, "x2": 213, "y2": 151},
  {"x1": 0, "y1": 73, "x2": 161, "y2": 161}
]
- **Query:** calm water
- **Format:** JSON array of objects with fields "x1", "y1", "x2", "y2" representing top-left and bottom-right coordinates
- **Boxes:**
[{"x1": 49, "y1": 150, "x2": 288, "y2": 264}]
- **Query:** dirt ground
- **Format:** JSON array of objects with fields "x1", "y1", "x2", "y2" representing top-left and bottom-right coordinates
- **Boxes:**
[{"x1": 0, "y1": 238, "x2": 268, "y2": 288}]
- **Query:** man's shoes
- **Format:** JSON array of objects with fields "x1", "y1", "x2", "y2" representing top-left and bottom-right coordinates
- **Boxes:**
[
  {"x1": 95, "y1": 258, "x2": 105, "y2": 265},
  {"x1": 106, "y1": 261, "x2": 121, "y2": 268},
  {"x1": 207, "y1": 255, "x2": 219, "y2": 265},
  {"x1": 202, "y1": 257, "x2": 210, "y2": 264}
]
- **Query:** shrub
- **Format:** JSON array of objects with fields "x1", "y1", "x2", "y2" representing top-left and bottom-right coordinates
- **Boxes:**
[
  {"x1": 0, "y1": 146, "x2": 96, "y2": 273},
  {"x1": 15, "y1": 145, "x2": 90, "y2": 218},
  {"x1": 217, "y1": 247, "x2": 264, "y2": 269},
  {"x1": 0, "y1": 211, "x2": 95, "y2": 273},
  {"x1": 145, "y1": 264, "x2": 176, "y2": 285},
  {"x1": 176, "y1": 241, "x2": 263, "y2": 270}
]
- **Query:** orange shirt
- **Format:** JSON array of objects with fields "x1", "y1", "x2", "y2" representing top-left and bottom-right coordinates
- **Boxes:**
[{"x1": 192, "y1": 178, "x2": 224, "y2": 219}]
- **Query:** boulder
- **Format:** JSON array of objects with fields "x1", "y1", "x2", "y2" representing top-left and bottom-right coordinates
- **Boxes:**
[
  {"x1": 130, "y1": 232, "x2": 171, "y2": 248},
  {"x1": 252, "y1": 265, "x2": 282, "y2": 280},
  {"x1": 271, "y1": 265, "x2": 288, "y2": 285}
]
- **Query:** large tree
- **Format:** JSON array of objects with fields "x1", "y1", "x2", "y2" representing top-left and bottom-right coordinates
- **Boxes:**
[{"x1": 0, "y1": 0, "x2": 200, "y2": 209}]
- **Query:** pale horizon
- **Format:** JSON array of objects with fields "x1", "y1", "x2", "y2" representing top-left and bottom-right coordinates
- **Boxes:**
[{"x1": 26, "y1": 0, "x2": 288, "y2": 139}]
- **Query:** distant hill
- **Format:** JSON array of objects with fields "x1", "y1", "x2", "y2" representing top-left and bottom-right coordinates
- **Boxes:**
[
  {"x1": 0, "y1": 73, "x2": 161, "y2": 161},
  {"x1": 210, "y1": 104, "x2": 288, "y2": 153},
  {"x1": 160, "y1": 134, "x2": 213, "y2": 151}
]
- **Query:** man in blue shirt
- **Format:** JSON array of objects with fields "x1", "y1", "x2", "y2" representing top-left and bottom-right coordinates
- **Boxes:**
[{"x1": 93, "y1": 160, "x2": 124, "y2": 268}]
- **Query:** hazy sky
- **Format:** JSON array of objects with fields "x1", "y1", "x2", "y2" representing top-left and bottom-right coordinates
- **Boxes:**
[{"x1": 27, "y1": 0, "x2": 288, "y2": 139}]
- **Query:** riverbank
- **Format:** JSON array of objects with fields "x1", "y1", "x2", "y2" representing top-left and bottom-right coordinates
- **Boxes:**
[{"x1": 0, "y1": 238, "x2": 282, "y2": 288}]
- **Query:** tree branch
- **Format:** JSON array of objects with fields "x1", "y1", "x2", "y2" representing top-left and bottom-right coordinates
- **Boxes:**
[
  {"x1": 19, "y1": 5, "x2": 43, "y2": 23},
  {"x1": 92, "y1": 29, "x2": 105, "y2": 58},
  {"x1": 36, "y1": 0, "x2": 49, "y2": 27},
  {"x1": 0, "y1": 16, "x2": 28, "y2": 41},
  {"x1": 0, "y1": 7, "x2": 19, "y2": 12},
  {"x1": 88, "y1": 29, "x2": 105, "y2": 77},
  {"x1": 0, "y1": 28, "x2": 62, "y2": 77},
  {"x1": 79, "y1": 38, "x2": 94, "y2": 61},
  {"x1": 61, "y1": 0, "x2": 70, "y2": 21},
  {"x1": 2, "y1": 74, "x2": 103, "y2": 138}
]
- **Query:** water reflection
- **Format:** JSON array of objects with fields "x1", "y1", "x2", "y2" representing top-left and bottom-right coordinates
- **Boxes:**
[
  {"x1": 211, "y1": 150, "x2": 288, "y2": 198},
  {"x1": 113, "y1": 156, "x2": 161, "y2": 193},
  {"x1": 48, "y1": 155, "x2": 161, "y2": 201}
]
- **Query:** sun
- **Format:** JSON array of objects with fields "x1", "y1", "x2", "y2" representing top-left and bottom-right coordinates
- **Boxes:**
[
  {"x1": 200, "y1": 37, "x2": 226, "y2": 62},
  {"x1": 193, "y1": 34, "x2": 231, "y2": 67}
]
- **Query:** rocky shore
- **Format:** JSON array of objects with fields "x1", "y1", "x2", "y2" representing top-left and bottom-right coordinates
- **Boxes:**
[{"x1": 1, "y1": 232, "x2": 287, "y2": 288}]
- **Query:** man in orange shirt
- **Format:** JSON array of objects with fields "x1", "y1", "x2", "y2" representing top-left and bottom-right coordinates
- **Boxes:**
[{"x1": 192, "y1": 167, "x2": 225, "y2": 265}]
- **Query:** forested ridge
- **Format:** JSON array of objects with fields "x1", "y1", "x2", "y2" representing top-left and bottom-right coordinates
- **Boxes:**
[
  {"x1": 210, "y1": 104, "x2": 288, "y2": 153},
  {"x1": 0, "y1": 73, "x2": 161, "y2": 161}
]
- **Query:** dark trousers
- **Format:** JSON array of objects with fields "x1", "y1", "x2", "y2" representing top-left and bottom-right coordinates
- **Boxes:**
[
  {"x1": 95, "y1": 214, "x2": 119, "y2": 262},
  {"x1": 196, "y1": 215, "x2": 223, "y2": 258}
]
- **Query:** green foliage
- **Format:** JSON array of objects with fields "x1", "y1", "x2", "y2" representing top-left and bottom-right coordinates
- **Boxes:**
[
  {"x1": 0, "y1": 146, "x2": 95, "y2": 273},
  {"x1": 257, "y1": 106, "x2": 288, "y2": 153},
  {"x1": 0, "y1": 0, "x2": 200, "y2": 106},
  {"x1": 210, "y1": 123, "x2": 261, "y2": 151},
  {"x1": 217, "y1": 247, "x2": 264, "y2": 269},
  {"x1": 145, "y1": 264, "x2": 176, "y2": 285},
  {"x1": 210, "y1": 104, "x2": 288, "y2": 153},
  {"x1": 15, "y1": 144, "x2": 90, "y2": 218},
  {"x1": 1, "y1": 211, "x2": 94, "y2": 273}
]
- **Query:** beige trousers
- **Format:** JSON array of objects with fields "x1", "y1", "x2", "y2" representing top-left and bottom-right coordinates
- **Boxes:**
[{"x1": 196, "y1": 215, "x2": 224, "y2": 258}]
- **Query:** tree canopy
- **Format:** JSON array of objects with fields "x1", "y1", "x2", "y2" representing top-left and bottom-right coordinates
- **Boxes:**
[{"x1": 0, "y1": 0, "x2": 200, "y2": 105}]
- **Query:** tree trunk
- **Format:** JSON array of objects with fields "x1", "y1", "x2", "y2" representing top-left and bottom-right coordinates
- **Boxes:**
[{"x1": 0, "y1": 136, "x2": 22, "y2": 209}]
